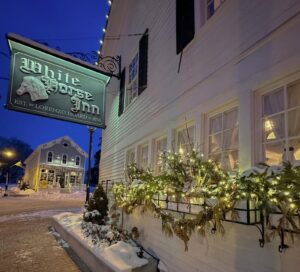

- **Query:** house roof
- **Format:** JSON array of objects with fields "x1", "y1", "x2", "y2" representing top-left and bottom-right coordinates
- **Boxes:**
[{"x1": 25, "y1": 136, "x2": 88, "y2": 164}]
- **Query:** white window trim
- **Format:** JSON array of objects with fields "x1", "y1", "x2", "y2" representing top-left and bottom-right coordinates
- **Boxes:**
[
  {"x1": 175, "y1": 121, "x2": 195, "y2": 153},
  {"x1": 125, "y1": 147, "x2": 136, "y2": 167},
  {"x1": 137, "y1": 142, "x2": 149, "y2": 169},
  {"x1": 152, "y1": 135, "x2": 168, "y2": 175},
  {"x1": 205, "y1": 101, "x2": 239, "y2": 169},
  {"x1": 254, "y1": 72, "x2": 300, "y2": 165},
  {"x1": 125, "y1": 53, "x2": 139, "y2": 109}
]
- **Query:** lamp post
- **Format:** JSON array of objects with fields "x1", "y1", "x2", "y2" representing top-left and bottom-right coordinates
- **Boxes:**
[
  {"x1": 1, "y1": 149, "x2": 16, "y2": 197},
  {"x1": 86, "y1": 126, "x2": 96, "y2": 203}
]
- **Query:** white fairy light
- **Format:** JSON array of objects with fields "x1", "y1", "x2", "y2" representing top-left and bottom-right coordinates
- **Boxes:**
[{"x1": 102, "y1": 28, "x2": 106, "y2": 33}]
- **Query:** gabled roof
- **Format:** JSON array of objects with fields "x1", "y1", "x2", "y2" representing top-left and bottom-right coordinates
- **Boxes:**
[{"x1": 25, "y1": 136, "x2": 88, "y2": 164}]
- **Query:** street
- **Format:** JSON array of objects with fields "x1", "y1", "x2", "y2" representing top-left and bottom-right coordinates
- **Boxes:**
[{"x1": 0, "y1": 194, "x2": 90, "y2": 272}]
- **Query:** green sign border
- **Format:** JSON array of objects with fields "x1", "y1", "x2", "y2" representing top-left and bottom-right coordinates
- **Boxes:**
[{"x1": 6, "y1": 33, "x2": 110, "y2": 128}]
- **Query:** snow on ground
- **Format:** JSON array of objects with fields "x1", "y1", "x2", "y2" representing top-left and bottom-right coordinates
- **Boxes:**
[
  {"x1": 9, "y1": 186, "x2": 86, "y2": 200},
  {"x1": 30, "y1": 190, "x2": 86, "y2": 200},
  {"x1": 0, "y1": 208, "x2": 82, "y2": 222},
  {"x1": 53, "y1": 213, "x2": 148, "y2": 272}
]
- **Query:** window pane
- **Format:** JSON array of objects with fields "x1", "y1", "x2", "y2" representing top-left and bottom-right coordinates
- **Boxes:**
[
  {"x1": 287, "y1": 80, "x2": 300, "y2": 109},
  {"x1": 209, "y1": 114, "x2": 222, "y2": 133},
  {"x1": 209, "y1": 133, "x2": 222, "y2": 153},
  {"x1": 178, "y1": 126, "x2": 194, "y2": 149},
  {"x1": 263, "y1": 114, "x2": 285, "y2": 141},
  {"x1": 263, "y1": 88, "x2": 284, "y2": 116},
  {"x1": 288, "y1": 108, "x2": 300, "y2": 137},
  {"x1": 223, "y1": 150, "x2": 238, "y2": 170},
  {"x1": 264, "y1": 141, "x2": 285, "y2": 165},
  {"x1": 208, "y1": 152, "x2": 221, "y2": 163},
  {"x1": 223, "y1": 128, "x2": 238, "y2": 150},
  {"x1": 224, "y1": 108, "x2": 238, "y2": 129},
  {"x1": 289, "y1": 139, "x2": 300, "y2": 160}
]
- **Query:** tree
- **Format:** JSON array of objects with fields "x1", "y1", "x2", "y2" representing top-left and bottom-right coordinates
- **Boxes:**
[
  {"x1": 0, "y1": 137, "x2": 33, "y2": 183},
  {"x1": 84, "y1": 184, "x2": 108, "y2": 225}
]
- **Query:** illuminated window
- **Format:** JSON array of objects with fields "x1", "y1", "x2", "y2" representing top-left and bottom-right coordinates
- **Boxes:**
[
  {"x1": 153, "y1": 136, "x2": 167, "y2": 174},
  {"x1": 47, "y1": 152, "x2": 53, "y2": 163},
  {"x1": 262, "y1": 81, "x2": 300, "y2": 165},
  {"x1": 126, "y1": 148, "x2": 135, "y2": 167},
  {"x1": 138, "y1": 143, "x2": 149, "y2": 169},
  {"x1": 176, "y1": 124, "x2": 195, "y2": 154},
  {"x1": 208, "y1": 107, "x2": 239, "y2": 170}
]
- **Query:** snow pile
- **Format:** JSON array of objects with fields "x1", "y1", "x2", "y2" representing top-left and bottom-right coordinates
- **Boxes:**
[
  {"x1": 53, "y1": 213, "x2": 149, "y2": 271},
  {"x1": 30, "y1": 190, "x2": 86, "y2": 200},
  {"x1": 9, "y1": 186, "x2": 36, "y2": 195},
  {"x1": 104, "y1": 241, "x2": 148, "y2": 268}
]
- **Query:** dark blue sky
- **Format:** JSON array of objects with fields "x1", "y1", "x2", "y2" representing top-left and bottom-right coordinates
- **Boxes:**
[{"x1": 0, "y1": 0, "x2": 109, "y2": 154}]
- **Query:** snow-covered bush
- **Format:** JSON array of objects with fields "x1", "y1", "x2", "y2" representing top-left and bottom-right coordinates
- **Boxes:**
[{"x1": 85, "y1": 184, "x2": 108, "y2": 225}]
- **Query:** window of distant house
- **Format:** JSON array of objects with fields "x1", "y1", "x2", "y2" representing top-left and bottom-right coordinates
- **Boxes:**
[
  {"x1": 62, "y1": 154, "x2": 67, "y2": 165},
  {"x1": 75, "y1": 156, "x2": 80, "y2": 166},
  {"x1": 47, "y1": 152, "x2": 53, "y2": 163},
  {"x1": 126, "y1": 148, "x2": 136, "y2": 167},
  {"x1": 208, "y1": 107, "x2": 239, "y2": 170},
  {"x1": 126, "y1": 53, "x2": 139, "y2": 107},
  {"x1": 206, "y1": 0, "x2": 226, "y2": 20},
  {"x1": 153, "y1": 136, "x2": 167, "y2": 174},
  {"x1": 260, "y1": 80, "x2": 300, "y2": 165},
  {"x1": 138, "y1": 143, "x2": 149, "y2": 169},
  {"x1": 176, "y1": 124, "x2": 195, "y2": 154}
]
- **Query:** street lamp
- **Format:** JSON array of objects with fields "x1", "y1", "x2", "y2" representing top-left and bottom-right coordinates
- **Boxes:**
[
  {"x1": 86, "y1": 126, "x2": 96, "y2": 203},
  {"x1": 0, "y1": 149, "x2": 16, "y2": 197}
]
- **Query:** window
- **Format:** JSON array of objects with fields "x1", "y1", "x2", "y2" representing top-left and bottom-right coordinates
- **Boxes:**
[
  {"x1": 138, "y1": 143, "x2": 149, "y2": 169},
  {"x1": 126, "y1": 148, "x2": 136, "y2": 166},
  {"x1": 62, "y1": 142, "x2": 68, "y2": 147},
  {"x1": 176, "y1": 125, "x2": 195, "y2": 154},
  {"x1": 153, "y1": 136, "x2": 167, "y2": 174},
  {"x1": 208, "y1": 107, "x2": 239, "y2": 170},
  {"x1": 261, "y1": 80, "x2": 300, "y2": 165},
  {"x1": 126, "y1": 53, "x2": 139, "y2": 106},
  {"x1": 206, "y1": 0, "x2": 226, "y2": 20},
  {"x1": 122, "y1": 29, "x2": 148, "y2": 110},
  {"x1": 118, "y1": 68, "x2": 126, "y2": 116},
  {"x1": 47, "y1": 152, "x2": 53, "y2": 163},
  {"x1": 75, "y1": 156, "x2": 81, "y2": 166},
  {"x1": 62, "y1": 154, "x2": 67, "y2": 164},
  {"x1": 176, "y1": 0, "x2": 195, "y2": 54}
]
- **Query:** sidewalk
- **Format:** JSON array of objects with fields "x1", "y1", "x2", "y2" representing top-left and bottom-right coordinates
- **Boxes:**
[{"x1": 0, "y1": 196, "x2": 88, "y2": 272}]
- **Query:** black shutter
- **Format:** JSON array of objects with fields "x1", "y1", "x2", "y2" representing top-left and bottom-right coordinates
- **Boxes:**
[
  {"x1": 176, "y1": 0, "x2": 195, "y2": 54},
  {"x1": 138, "y1": 28, "x2": 148, "y2": 95},
  {"x1": 118, "y1": 68, "x2": 125, "y2": 116}
]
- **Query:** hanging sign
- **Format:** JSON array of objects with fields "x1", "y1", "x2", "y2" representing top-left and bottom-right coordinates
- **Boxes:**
[{"x1": 6, "y1": 33, "x2": 110, "y2": 128}]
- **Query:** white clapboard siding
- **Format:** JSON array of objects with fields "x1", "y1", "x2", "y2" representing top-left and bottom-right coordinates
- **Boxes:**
[{"x1": 100, "y1": 1, "x2": 300, "y2": 271}]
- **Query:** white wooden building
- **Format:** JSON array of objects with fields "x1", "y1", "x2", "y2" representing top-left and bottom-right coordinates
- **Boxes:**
[
  {"x1": 24, "y1": 136, "x2": 87, "y2": 191},
  {"x1": 99, "y1": 1, "x2": 300, "y2": 271}
]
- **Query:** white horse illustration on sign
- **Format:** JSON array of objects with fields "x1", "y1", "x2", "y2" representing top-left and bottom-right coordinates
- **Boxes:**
[{"x1": 16, "y1": 76, "x2": 48, "y2": 101}]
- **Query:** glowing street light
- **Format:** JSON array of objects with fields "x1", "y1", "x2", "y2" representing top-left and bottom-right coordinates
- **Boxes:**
[{"x1": 1, "y1": 149, "x2": 16, "y2": 197}]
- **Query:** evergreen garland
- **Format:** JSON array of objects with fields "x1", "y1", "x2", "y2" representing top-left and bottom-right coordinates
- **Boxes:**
[{"x1": 112, "y1": 151, "x2": 300, "y2": 251}]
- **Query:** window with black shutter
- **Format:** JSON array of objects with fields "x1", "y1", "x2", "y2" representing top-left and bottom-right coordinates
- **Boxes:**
[
  {"x1": 138, "y1": 28, "x2": 148, "y2": 95},
  {"x1": 118, "y1": 68, "x2": 126, "y2": 116},
  {"x1": 176, "y1": 0, "x2": 195, "y2": 54}
]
